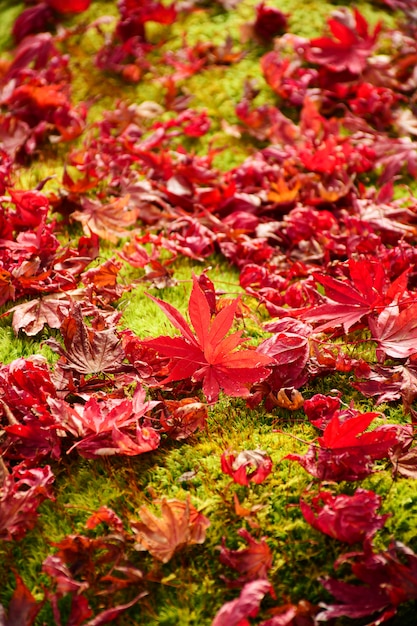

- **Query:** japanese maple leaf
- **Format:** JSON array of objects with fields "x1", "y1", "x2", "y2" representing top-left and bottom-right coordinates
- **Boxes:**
[
  {"x1": 0, "y1": 464, "x2": 54, "y2": 540},
  {"x1": 49, "y1": 385, "x2": 160, "y2": 458},
  {"x1": 46, "y1": 305, "x2": 127, "y2": 376},
  {"x1": 71, "y1": 196, "x2": 138, "y2": 243},
  {"x1": 43, "y1": 547, "x2": 145, "y2": 624},
  {"x1": 8, "y1": 294, "x2": 70, "y2": 336},
  {"x1": 219, "y1": 528, "x2": 273, "y2": 585},
  {"x1": 131, "y1": 497, "x2": 210, "y2": 563},
  {"x1": 374, "y1": 137, "x2": 417, "y2": 185},
  {"x1": 221, "y1": 449, "x2": 273, "y2": 486},
  {"x1": 47, "y1": 0, "x2": 91, "y2": 12},
  {"x1": 81, "y1": 258, "x2": 125, "y2": 305},
  {"x1": 211, "y1": 579, "x2": 272, "y2": 626},
  {"x1": 158, "y1": 397, "x2": 208, "y2": 440},
  {"x1": 390, "y1": 446, "x2": 417, "y2": 479},
  {"x1": 303, "y1": 394, "x2": 341, "y2": 430},
  {"x1": 144, "y1": 275, "x2": 273, "y2": 403},
  {"x1": 256, "y1": 331, "x2": 309, "y2": 391},
  {"x1": 286, "y1": 411, "x2": 400, "y2": 481},
  {"x1": 0, "y1": 572, "x2": 42, "y2": 626},
  {"x1": 85, "y1": 506, "x2": 124, "y2": 532},
  {"x1": 306, "y1": 8, "x2": 380, "y2": 74},
  {"x1": 369, "y1": 302, "x2": 417, "y2": 360},
  {"x1": 300, "y1": 488, "x2": 388, "y2": 544},
  {"x1": 317, "y1": 541, "x2": 417, "y2": 623},
  {"x1": 301, "y1": 259, "x2": 409, "y2": 332}
]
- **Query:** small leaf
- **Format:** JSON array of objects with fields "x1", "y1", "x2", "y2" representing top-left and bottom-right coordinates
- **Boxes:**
[{"x1": 132, "y1": 497, "x2": 210, "y2": 563}]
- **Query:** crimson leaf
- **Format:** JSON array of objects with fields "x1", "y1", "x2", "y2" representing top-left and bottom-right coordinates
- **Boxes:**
[{"x1": 144, "y1": 275, "x2": 273, "y2": 402}]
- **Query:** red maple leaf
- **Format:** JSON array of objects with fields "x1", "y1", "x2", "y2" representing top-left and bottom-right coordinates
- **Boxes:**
[
  {"x1": 369, "y1": 301, "x2": 417, "y2": 360},
  {"x1": 144, "y1": 275, "x2": 273, "y2": 403},
  {"x1": 158, "y1": 397, "x2": 208, "y2": 440},
  {"x1": 317, "y1": 541, "x2": 417, "y2": 623},
  {"x1": 303, "y1": 394, "x2": 341, "y2": 430},
  {"x1": 0, "y1": 571, "x2": 43, "y2": 626},
  {"x1": 0, "y1": 464, "x2": 54, "y2": 540},
  {"x1": 47, "y1": 0, "x2": 91, "y2": 13},
  {"x1": 306, "y1": 8, "x2": 380, "y2": 74},
  {"x1": 49, "y1": 385, "x2": 160, "y2": 459},
  {"x1": 286, "y1": 411, "x2": 400, "y2": 481},
  {"x1": 301, "y1": 258, "x2": 409, "y2": 332},
  {"x1": 221, "y1": 449, "x2": 273, "y2": 486},
  {"x1": 300, "y1": 488, "x2": 388, "y2": 544},
  {"x1": 219, "y1": 528, "x2": 273, "y2": 586},
  {"x1": 212, "y1": 579, "x2": 272, "y2": 626}
]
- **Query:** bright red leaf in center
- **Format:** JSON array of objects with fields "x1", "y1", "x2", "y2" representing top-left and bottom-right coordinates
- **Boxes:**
[{"x1": 144, "y1": 275, "x2": 273, "y2": 402}]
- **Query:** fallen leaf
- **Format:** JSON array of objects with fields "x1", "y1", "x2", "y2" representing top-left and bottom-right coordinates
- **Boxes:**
[{"x1": 131, "y1": 497, "x2": 210, "y2": 563}]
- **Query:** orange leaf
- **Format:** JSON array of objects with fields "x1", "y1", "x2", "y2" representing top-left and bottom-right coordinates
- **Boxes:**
[{"x1": 131, "y1": 497, "x2": 210, "y2": 563}]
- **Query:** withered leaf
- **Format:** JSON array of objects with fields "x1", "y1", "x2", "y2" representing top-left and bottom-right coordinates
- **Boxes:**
[
  {"x1": 46, "y1": 304, "x2": 127, "y2": 375},
  {"x1": 131, "y1": 497, "x2": 210, "y2": 563},
  {"x1": 159, "y1": 397, "x2": 208, "y2": 440},
  {"x1": 8, "y1": 294, "x2": 71, "y2": 336},
  {"x1": 71, "y1": 196, "x2": 138, "y2": 243}
]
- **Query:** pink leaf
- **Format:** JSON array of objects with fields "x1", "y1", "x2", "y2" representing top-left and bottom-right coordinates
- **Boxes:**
[
  {"x1": 212, "y1": 580, "x2": 272, "y2": 626},
  {"x1": 369, "y1": 302, "x2": 417, "y2": 360}
]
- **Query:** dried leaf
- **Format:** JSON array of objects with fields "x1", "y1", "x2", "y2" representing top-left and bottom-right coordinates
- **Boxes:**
[
  {"x1": 71, "y1": 196, "x2": 137, "y2": 243},
  {"x1": 132, "y1": 497, "x2": 210, "y2": 563},
  {"x1": 47, "y1": 305, "x2": 127, "y2": 375}
]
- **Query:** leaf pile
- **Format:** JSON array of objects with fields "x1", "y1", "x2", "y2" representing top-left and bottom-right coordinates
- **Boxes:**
[{"x1": 2, "y1": 0, "x2": 417, "y2": 624}]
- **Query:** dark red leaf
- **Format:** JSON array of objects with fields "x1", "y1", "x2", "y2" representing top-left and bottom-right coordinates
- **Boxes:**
[
  {"x1": 46, "y1": 305, "x2": 127, "y2": 376},
  {"x1": 0, "y1": 464, "x2": 54, "y2": 540},
  {"x1": 158, "y1": 398, "x2": 208, "y2": 440},
  {"x1": 0, "y1": 571, "x2": 42, "y2": 626},
  {"x1": 252, "y1": 3, "x2": 288, "y2": 43},
  {"x1": 303, "y1": 394, "x2": 341, "y2": 430},
  {"x1": 8, "y1": 294, "x2": 70, "y2": 336},
  {"x1": 300, "y1": 488, "x2": 388, "y2": 544},
  {"x1": 219, "y1": 528, "x2": 273, "y2": 585},
  {"x1": 317, "y1": 541, "x2": 417, "y2": 623},
  {"x1": 13, "y1": 5, "x2": 55, "y2": 43},
  {"x1": 81, "y1": 594, "x2": 146, "y2": 626}
]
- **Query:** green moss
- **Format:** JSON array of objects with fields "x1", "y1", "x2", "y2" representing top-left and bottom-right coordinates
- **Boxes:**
[
  {"x1": 0, "y1": 325, "x2": 56, "y2": 364},
  {"x1": 0, "y1": 0, "x2": 24, "y2": 51}
]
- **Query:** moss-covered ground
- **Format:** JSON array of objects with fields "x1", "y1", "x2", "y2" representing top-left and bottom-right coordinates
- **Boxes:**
[{"x1": 1, "y1": 1, "x2": 417, "y2": 624}]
